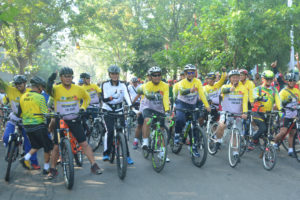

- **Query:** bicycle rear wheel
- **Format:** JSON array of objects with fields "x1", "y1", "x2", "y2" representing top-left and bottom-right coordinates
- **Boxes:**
[
  {"x1": 293, "y1": 131, "x2": 300, "y2": 162},
  {"x1": 151, "y1": 129, "x2": 167, "y2": 173},
  {"x1": 262, "y1": 143, "x2": 277, "y2": 171},
  {"x1": 207, "y1": 122, "x2": 218, "y2": 155},
  {"x1": 192, "y1": 127, "x2": 207, "y2": 168},
  {"x1": 5, "y1": 140, "x2": 17, "y2": 182},
  {"x1": 74, "y1": 150, "x2": 83, "y2": 167},
  {"x1": 116, "y1": 133, "x2": 127, "y2": 180},
  {"x1": 61, "y1": 138, "x2": 74, "y2": 190},
  {"x1": 228, "y1": 128, "x2": 240, "y2": 168},
  {"x1": 142, "y1": 137, "x2": 151, "y2": 159},
  {"x1": 169, "y1": 130, "x2": 183, "y2": 154}
]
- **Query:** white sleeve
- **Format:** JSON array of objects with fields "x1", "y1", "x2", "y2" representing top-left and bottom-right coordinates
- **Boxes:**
[{"x1": 123, "y1": 84, "x2": 132, "y2": 106}]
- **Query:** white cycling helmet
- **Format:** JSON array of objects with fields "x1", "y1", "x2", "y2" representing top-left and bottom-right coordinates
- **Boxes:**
[{"x1": 184, "y1": 64, "x2": 196, "y2": 71}]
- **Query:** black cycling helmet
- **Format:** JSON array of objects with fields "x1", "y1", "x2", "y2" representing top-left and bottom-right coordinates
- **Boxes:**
[
  {"x1": 59, "y1": 67, "x2": 73, "y2": 76},
  {"x1": 30, "y1": 76, "x2": 46, "y2": 88},
  {"x1": 285, "y1": 73, "x2": 297, "y2": 82},
  {"x1": 228, "y1": 70, "x2": 240, "y2": 78},
  {"x1": 184, "y1": 64, "x2": 196, "y2": 71},
  {"x1": 207, "y1": 72, "x2": 216, "y2": 79},
  {"x1": 13, "y1": 75, "x2": 27, "y2": 84},
  {"x1": 108, "y1": 65, "x2": 120, "y2": 74},
  {"x1": 131, "y1": 77, "x2": 138, "y2": 83},
  {"x1": 80, "y1": 73, "x2": 90, "y2": 79}
]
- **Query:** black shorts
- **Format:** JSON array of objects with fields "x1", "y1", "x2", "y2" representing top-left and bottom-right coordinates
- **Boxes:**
[
  {"x1": 53, "y1": 118, "x2": 86, "y2": 144},
  {"x1": 25, "y1": 125, "x2": 53, "y2": 153},
  {"x1": 281, "y1": 118, "x2": 296, "y2": 129},
  {"x1": 142, "y1": 108, "x2": 165, "y2": 126},
  {"x1": 137, "y1": 113, "x2": 144, "y2": 125}
]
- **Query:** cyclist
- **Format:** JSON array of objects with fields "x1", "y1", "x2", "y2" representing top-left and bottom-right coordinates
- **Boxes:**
[
  {"x1": 18, "y1": 76, "x2": 53, "y2": 174},
  {"x1": 128, "y1": 77, "x2": 140, "y2": 109},
  {"x1": 173, "y1": 64, "x2": 211, "y2": 157},
  {"x1": 274, "y1": 73, "x2": 300, "y2": 157},
  {"x1": 248, "y1": 70, "x2": 282, "y2": 150},
  {"x1": 204, "y1": 67, "x2": 227, "y2": 121},
  {"x1": 0, "y1": 75, "x2": 40, "y2": 169},
  {"x1": 47, "y1": 67, "x2": 102, "y2": 178},
  {"x1": 139, "y1": 66, "x2": 170, "y2": 159},
  {"x1": 214, "y1": 70, "x2": 248, "y2": 153},
  {"x1": 101, "y1": 65, "x2": 134, "y2": 165}
]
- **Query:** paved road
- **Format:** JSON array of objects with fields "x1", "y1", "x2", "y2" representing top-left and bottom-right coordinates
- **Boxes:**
[{"x1": 0, "y1": 135, "x2": 300, "y2": 200}]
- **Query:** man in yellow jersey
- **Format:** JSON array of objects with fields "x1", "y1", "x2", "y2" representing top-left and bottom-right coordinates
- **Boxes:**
[
  {"x1": 274, "y1": 73, "x2": 300, "y2": 157},
  {"x1": 47, "y1": 67, "x2": 102, "y2": 178},
  {"x1": 139, "y1": 66, "x2": 169, "y2": 158},
  {"x1": 204, "y1": 68, "x2": 227, "y2": 121},
  {"x1": 0, "y1": 75, "x2": 40, "y2": 169},
  {"x1": 173, "y1": 64, "x2": 211, "y2": 157},
  {"x1": 18, "y1": 76, "x2": 53, "y2": 174},
  {"x1": 248, "y1": 70, "x2": 282, "y2": 150},
  {"x1": 80, "y1": 72, "x2": 102, "y2": 135},
  {"x1": 214, "y1": 70, "x2": 248, "y2": 154}
]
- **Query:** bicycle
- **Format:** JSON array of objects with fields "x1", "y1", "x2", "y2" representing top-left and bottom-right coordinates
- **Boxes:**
[
  {"x1": 103, "y1": 111, "x2": 128, "y2": 180},
  {"x1": 35, "y1": 112, "x2": 84, "y2": 189},
  {"x1": 124, "y1": 105, "x2": 137, "y2": 141},
  {"x1": 206, "y1": 110, "x2": 219, "y2": 155},
  {"x1": 0, "y1": 106, "x2": 11, "y2": 134},
  {"x1": 4, "y1": 120, "x2": 23, "y2": 182},
  {"x1": 85, "y1": 107, "x2": 106, "y2": 152},
  {"x1": 170, "y1": 108, "x2": 207, "y2": 168},
  {"x1": 142, "y1": 113, "x2": 168, "y2": 172}
]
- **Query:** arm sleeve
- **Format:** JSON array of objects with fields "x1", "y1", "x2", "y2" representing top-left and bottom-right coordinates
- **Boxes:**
[
  {"x1": 214, "y1": 72, "x2": 227, "y2": 89},
  {"x1": 163, "y1": 85, "x2": 170, "y2": 112},
  {"x1": 275, "y1": 89, "x2": 282, "y2": 110},
  {"x1": 248, "y1": 81, "x2": 255, "y2": 103},
  {"x1": 80, "y1": 89, "x2": 91, "y2": 110},
  {"x1": 197, "y1": 82, "x2": 209, "y2": 108},
  {"x1": 123, "y1": 84, "x2": 132, "y2": 106},
  {"x1": 242, "y1": 88, "x2": 248, "y2": 112}
]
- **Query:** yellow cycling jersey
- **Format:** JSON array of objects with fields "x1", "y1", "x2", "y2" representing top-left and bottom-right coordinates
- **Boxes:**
[
  {"x1": 239, "y1": 79, "x2": 255, "y2": 103},
  {"x1": 52, "y1": 84, "x2": 90, "y2": 120},
  {"x1": 19, "y1": 91, "x2": 48, "y2": 125},
  {"x1": 81, "y1": 83, "x2": 102, "y2": 105},
  {"x1": 252, "y1": 85, "x2": 281, "y2": 112},
  {"x1": 3, "y1": 84, "x2": 30, "y2": 114},
  {"x1": 137, "y1": 81, "x2": 169, "y2": 112},
  {"x1": 279, "y1": 87, "x2": 300, "y2": 118},
  {"x1": 220, "y1": 83, "x2": 248, "y2": 113},
  {"x1": 173, "y1": 78, "x2": 209, "y2": 108},
  {"x1": 204, "y1": 72, "x2": 226, "y2": 105}
]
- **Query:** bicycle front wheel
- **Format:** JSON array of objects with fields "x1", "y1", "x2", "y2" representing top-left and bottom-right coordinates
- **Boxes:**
[
  {"x1": 207, "y1": 122, "x2": 218, "y2": 155},
  {"x1": 87, "y1": 122, "x2": 104, "y2": 152},
  {"x1": 293, "y1": 131, "x2": 300, "y2": 162},
  {"x1": 61, "y1": 138, "x2": 74, "y2": 190},
  {"x1": 192, "y1": 126, "x2": 207, "y2": 168},
  {"x1": 5, "y1": 140, "x2": 17, "y2": 182},
  {"x1": 228, "y1": 128, "x2": 240, "y2": 168},
  {"x1": 262, "y1": 143, "x2": 277, "y2": 171},
  {"x1": 151, "y1": 129, "x2": 167, "y2": 173},
  {"x1": 116, "y1": 133, "x2": 128, "y2": 180}
]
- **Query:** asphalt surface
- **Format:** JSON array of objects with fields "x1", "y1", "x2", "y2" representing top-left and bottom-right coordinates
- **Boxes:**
[{"x1": 0, "y1": 130, "x2": 300, "y2": 200}]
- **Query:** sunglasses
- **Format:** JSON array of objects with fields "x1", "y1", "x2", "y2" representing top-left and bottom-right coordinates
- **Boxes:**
[
  {"x1": 187, "y1": 71, "x2": 195, "y2": 75},
  {"x1": 151, "y1": 74, "x2": 161, "y2": 77}
]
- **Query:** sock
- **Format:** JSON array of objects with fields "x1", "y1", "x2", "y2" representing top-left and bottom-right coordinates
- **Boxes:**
[
  {"x1": 44, "y1": 163, "x2": 50, "y2": 170},
  {"x1": 24, "y1": 153, "x2": 31, "y2": 160},
  {"x1": 288, "y1": 148, "x2": 293, "y2": 153},
  {"x1": 134, "y1": 138, "x2": 139, "y2": 142},
  {"x1": 143, "y1": 138, "x2": 149, "y2": 145}
]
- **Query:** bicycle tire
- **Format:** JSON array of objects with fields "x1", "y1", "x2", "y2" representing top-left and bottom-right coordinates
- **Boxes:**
[
  {"x1": 142, "y1": 137, "x2": 151, "y2": 159},
  {"x1": 88, "y1": 122, "x2": 103, "y2": 152},
  {"x1": 280, "y1": 138, "x2": 289, "y2": 152},
  {"x1": 207, "y1": 122, "x2": 218, "y2": 155},
  {"x1": 74, "y1": 150, "x2": 83, "y2": 167},
  {"x1": 228, "y1": 128, "x2": 240, "y2": 168},
  {"x1": 116, "y1": 133, "x2": 127, "y2": 180},
  {"x1": 169, "y1": 132, "x2": 183, "y2": 154},
  {"x1": 262, "y1": 143, "x2": 277, "y2": 171},
  {"x1": 5, "y1": 141, "x2": 16, "y2": 182},
  {"x1": 110, "y1": 142, "x2": 116, "y2": 163},
  {"x1": 239, "y1": 135, "x2": 248, "y2": 157},
  {"x1": 293, "y1": 131, "x2": 300, "y2": 162},
  {"x1": 61, "y1": 138, "x2": 74, "y2": 190},
  {"x1": 192, "y1": 126, "x2": 208, "y2": 168},
  {"x1": 151, "y1": 129, "x2": 167, "y2": 173}
]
